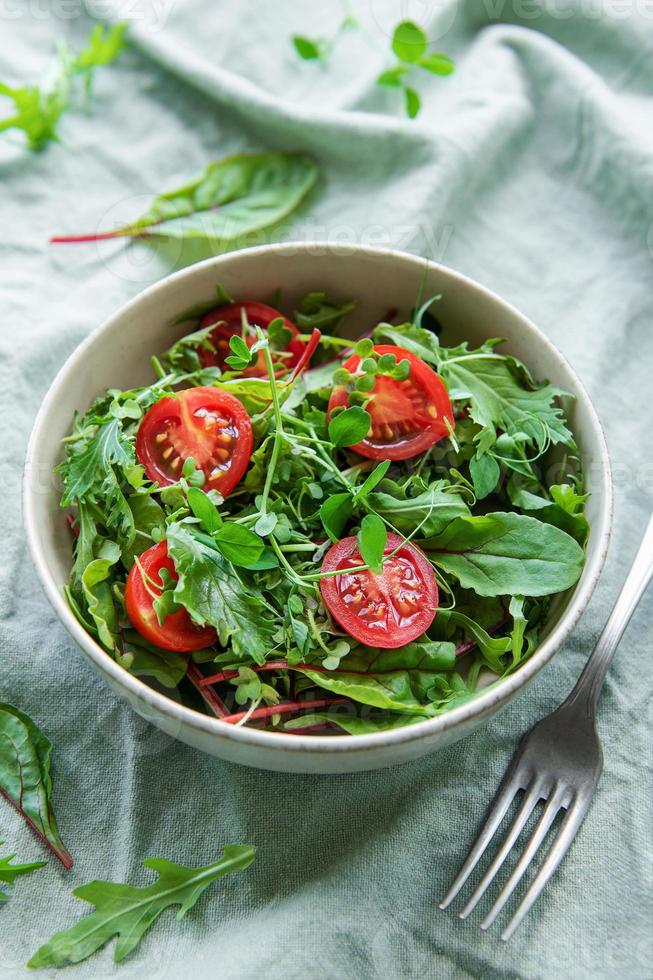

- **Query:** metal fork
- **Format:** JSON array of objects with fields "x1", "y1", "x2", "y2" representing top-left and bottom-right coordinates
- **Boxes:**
[{"x1": 440, "y1": 514, "x2": 653, "y2": 940}]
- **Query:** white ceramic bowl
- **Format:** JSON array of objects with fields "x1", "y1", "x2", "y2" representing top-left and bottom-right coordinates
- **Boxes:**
[{"x1": 23, "y1": 244, "x2": 612, "y2": 773}]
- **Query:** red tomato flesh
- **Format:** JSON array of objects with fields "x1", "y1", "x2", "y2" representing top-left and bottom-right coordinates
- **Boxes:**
[
  {"x1": 136, "y1": 386, "x2": 253, "y2": 497},
  {"x1": 198, "y1": 301, "x2": 305, "y2": 377},
  {"x1": 320, "y1": 533, "x2": 439, "y2": 649},
  {"x1": 125, "y1": 541, "x2": 217, "y2": 652},
  {"x1": 328, "y1": 345, "x2": 454, "y2": 461}
]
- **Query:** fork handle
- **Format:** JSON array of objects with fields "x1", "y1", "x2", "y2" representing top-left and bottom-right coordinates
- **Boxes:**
[{"x1": 564, "y1": 514, "x2": 653, "y2": 716}]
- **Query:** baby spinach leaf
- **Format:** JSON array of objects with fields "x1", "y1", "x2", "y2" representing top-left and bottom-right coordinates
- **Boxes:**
[
  {"x1": 508, "y1": 479, "x2": 589, "y2": 545},
  {"x1": 509, "y1": 596, "x2": 527, "y2": 668},
  {"x1": 54, "y1": 153, "x2": 318, "y2": 244},
  {"x1": 328, "y1": 406, "x2": 371, "y2": 447},
  {"x1": 285, "y1": 711, "x2": 425, "y2": 734},
  {"x1": 167, "y1": 523, "x2": 275, "y2": 663},
  {"x1": 357, "y1": 514, "x2": 387, "y2": 574},
  {"x1": 423, "y1": 512, "x2": 585, "y2": 597},
  {"x1": 0, "y1": 704, "x2": 72, "y2": 869},
  {"x1": 436, "y1": 609, "x2": 510, "y2": 672},
  {"x1": 28, "y1": 845, "x2": 255, "y2": 968},
  {"x1": 368, "y1": 483, "x2": 470, "y2": 537}
]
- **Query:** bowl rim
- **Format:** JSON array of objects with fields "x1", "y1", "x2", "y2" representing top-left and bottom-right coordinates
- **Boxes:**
[{"x1": 23, "y1": 243, "x2": 613, "y2": 756}]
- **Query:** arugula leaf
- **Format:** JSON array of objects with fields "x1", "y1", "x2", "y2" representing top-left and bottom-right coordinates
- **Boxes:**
[
  {"x1": 296, "y1": 641, "x2": 457, "y2": 715},
  {"x1": 439, "y1": 353, "x2": 575, "y2": 451},
  {"x1": 53, "y1": 153, "x2": 318, "y2": 244},
  {"x1": 0, "y1": 845, "x2": 46, "y2": 902},
  {"x1": 117, "y1": 633, "x2": 189, "y2": 690},
  {"x1": 28, "y1": 845, "x2": 255, "y2": 968},
  {"x1": 424, "y1": 512, "x2": 585, "y2": 597},
  {"x1": 294, "y1": 292, "x2": 357, "y2": 332},
  {"x1": 1, "y1": 23, "x2": 126, "y2": 151},
  {"x1": 167, "y1": 523, "x2": 276, "y2": 664},
  {"x1": 373, "y1": 321, "x2": 440, "y2": 364},
  {"x1": 357, "y1": 514, "x2": 387, "y2": 574},
  {"x1": 508, "y1": 479, "x2": 589, "y2": 545},
  {"x1": 368, "y1": 483, "x2": 470, "y2": 537},
  {"x1": 328, "y1": 406, "x2": 371, "y2": 447},
  {"x1": 0, "y1": 704, "x2": 72, "y2": 869}
]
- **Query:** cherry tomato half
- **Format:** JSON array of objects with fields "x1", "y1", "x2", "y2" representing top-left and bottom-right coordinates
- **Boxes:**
[
  {"x1": 136, "y1": 386, "x2": 253, "y2": 496},
  {"x1": 320, "y1": 533, "x2": 439, "y2": 649},
  {"x1": 125, "y1": 541, "x2": 217, "y2": 652},
  {"x1": 328, "y1": 345, "x2": 454, "y2": 461},
  {"x1": 198, "y1": 301, "x2": 306, "y2": 377}
]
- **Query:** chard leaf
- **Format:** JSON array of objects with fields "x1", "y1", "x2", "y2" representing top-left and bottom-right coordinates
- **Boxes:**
[
  {"x1": 368, "y1": 483, "x2": 470, "y2": 537},
  {"x1": 105, "y1": 152, "x2": 317, "y2": 243},
  {"x1": 439, "y1": 353, "x2": 575, "y2": 451},
  {"x1": 167, "y1": 523, "x2": 275, "y2": 664},
  {"x1": 423, "y1": 512, "x2": 585, "y2": 597},
  {"x1": 27, "y1": 845, "x2": 255, "y2": 968},
  {"x1": 0, "y1": 704, "x2": 72, "y2": 869},
  {"x1": 296, "y1": 641, "x2": 457, "y2": 715},
  {"x1": 357, "y1": 514, "x2": 387, "y2": 574}
]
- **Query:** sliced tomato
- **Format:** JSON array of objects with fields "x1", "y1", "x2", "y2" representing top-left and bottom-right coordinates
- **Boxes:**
[
  {"x1": 328, "y1": 345, "x2": 454, "y2": 461},
  {"x1": 198, "y1": 301, "x2": 305, "y2": 377},
  {"x1": 136, "y1": 387, "x2": 253, "y2": 496},
  {"x1": 125, "y1": 542, "x2": 217, "y2": 652},
  {"x1": 320, "y1": 533, "x2": 438, "y2": 649}
]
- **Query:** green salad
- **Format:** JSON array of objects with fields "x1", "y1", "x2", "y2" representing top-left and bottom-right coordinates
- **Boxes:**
[{"x1": 57, "y1": 285, "x2": 588, "y2": 735}]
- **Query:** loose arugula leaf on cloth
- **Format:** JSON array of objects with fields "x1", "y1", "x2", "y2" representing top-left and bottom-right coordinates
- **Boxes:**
[
  {"x1": 295, "y1": 641, "x2": 457, "y2": 716},
  {"x1": 28, "y1": 845, "x2": 256, "y2": 968},
  {"x1": 167, "y1": 523, "x2": 276, "y2": 664},
  {"x1": 0, "y1": 23, "x2": 126, "y2": 150},
  {"x1": 51, "y1": 152, "x2": 318, "y2": 244},
  {"x1": 423, "y1": 512, "x2": 585, "y2": 597},
  {"x1": 0, "y1": 846, "x2": 46, "y2": 902},
  {"x1": 0, "y1": 705, "x2": 72, "y2": 869}
]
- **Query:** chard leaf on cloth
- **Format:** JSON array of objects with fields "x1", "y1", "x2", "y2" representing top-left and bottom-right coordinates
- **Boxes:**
[
  {"x1": 0, "y1": 705, "x2": 72, "y2": 869},
  {"x1": 367, "y1": 482, "x2": 470, "y2": 537},
  {"x1": 438, "y1": 352, "x2": 575, "y2": 450},
  {"x1": 0, "y1": 846, "x2": 46, "y2": 902},
  {"x1": 167, "y1": 523, "x2": 276, "y2": 664},
  {"x1": 58, "y1": 153, "x2": 318, "y2": 243},
  {"x1": 28, "y1": 845, "x2": 256, "y2": 968},
  {"x1": 424, "y1": 512, "x2": 585, "y2": 597},
  {"x1": 295, "y1": 641, "x2": 457, "y2": 715}
]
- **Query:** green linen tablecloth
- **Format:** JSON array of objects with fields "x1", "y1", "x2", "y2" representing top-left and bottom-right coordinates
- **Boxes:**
[{"x1": 1, "y1": 2, "x2": 652, "y2": 977}]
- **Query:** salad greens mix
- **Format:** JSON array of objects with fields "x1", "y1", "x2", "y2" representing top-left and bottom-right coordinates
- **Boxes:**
[{"x1": 57, "y1": 284, "x2": 587, "y2": 735}]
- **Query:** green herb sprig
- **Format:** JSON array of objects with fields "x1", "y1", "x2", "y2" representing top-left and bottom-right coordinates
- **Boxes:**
[{"x1": 377, "y1": 21, "x2": 454, "y2": 118}]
